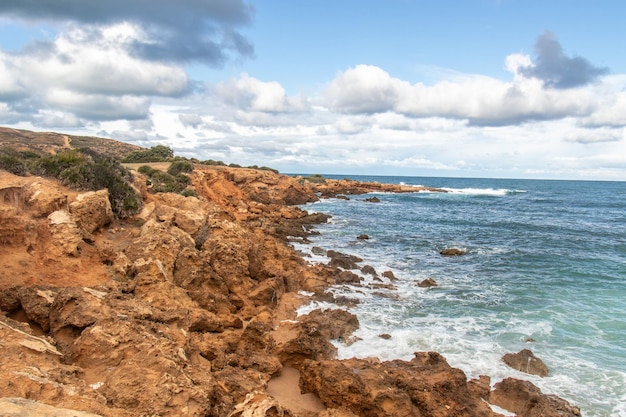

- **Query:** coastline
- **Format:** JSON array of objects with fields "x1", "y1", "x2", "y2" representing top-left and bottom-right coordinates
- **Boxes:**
[{"x1": 0, "y1": 166, "x2": 582, "y2": 416}]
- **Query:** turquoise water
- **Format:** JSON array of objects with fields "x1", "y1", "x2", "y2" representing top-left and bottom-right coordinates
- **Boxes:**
[{"x1": 295, "y1": 176, "x2": 626, "y2": 417}]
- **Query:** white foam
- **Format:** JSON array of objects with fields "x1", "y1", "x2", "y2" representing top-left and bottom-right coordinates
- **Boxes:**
[{"x1": 440, "y1": 187, "x2": 526, "y2": 196}]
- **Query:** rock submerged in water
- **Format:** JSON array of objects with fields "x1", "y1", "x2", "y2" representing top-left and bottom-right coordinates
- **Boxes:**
[
  {"x1": 502, "y1": 349, "x2": 549, "y2": 377},
  {"x1": 417, "y1": 278, "x2": 438, "y2": 288},
  {"x1": 440, "y1": 248, "x2": 466, "y2": 256}
]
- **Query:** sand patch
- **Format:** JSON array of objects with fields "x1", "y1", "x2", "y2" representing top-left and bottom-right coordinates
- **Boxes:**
[{"x1": 267, "y1": 366, "x2": 325, "y2": 415}]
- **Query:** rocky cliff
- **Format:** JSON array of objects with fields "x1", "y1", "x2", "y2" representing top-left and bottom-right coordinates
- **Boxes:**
[{"x1": 0, "y1": 164, "x2": 581, "y2": 417}]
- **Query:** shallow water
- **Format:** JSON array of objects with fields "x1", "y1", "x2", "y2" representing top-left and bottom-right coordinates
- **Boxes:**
[{"x1": 295, "y1": 176, "x2": 626, "y2": 417}]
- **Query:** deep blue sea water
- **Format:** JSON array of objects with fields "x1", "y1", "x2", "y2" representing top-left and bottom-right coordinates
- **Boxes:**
[{"x1": 294, "y1": 176, "x2": 626, "y2": 417}]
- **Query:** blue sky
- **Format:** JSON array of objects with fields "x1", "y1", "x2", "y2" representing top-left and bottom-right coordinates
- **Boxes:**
[{"x1": 1, "y1": 1, "x2": 625, "y2": 180}]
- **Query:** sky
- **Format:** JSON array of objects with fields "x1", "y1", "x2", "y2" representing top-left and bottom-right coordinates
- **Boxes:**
[{"x1": 0, "y1": 0, "x2": 625, "y2": 180}]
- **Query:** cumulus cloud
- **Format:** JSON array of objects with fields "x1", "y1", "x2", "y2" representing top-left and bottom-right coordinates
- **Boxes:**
[
  {"x1": 215, "y1": 73, "x2": 310, "y2": 113},
  {"x1": 326, "y1": 65, "x2": 401, "y2": 114},
  {"x1": 324, "y1": 62, "x2": 597, "y2": 126},
  {"x1": 520, "y1": 31, "x2": 609, "y2": 89},
  {"x1": 0, "y1": 22, "x2": 189, "y2": 125},
  {"x1": 0, "y1": 0, "x2": 254, "y2": 65}
]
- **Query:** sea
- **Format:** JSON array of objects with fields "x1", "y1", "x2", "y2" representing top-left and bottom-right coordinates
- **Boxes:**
[{"x1": 292, "y1": 175, "x2": 626, "y2": 417}]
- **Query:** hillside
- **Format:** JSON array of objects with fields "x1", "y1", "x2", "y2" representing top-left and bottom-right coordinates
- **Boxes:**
[{"x1": 0, "y1": 126, "x2": 143, "y2": 160}]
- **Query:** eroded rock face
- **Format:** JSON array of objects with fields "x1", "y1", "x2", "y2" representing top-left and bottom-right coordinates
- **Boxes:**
[
  {"x1": 0, "y1": 166, "x2": 582, "y2": 417},
  {"x1": 300, "y1": 353, "x2": 498, "y2": 417}
]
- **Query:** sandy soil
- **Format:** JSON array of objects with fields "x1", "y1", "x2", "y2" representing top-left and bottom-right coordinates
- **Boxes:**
[{"x1": 267, "y1": 366, "x2": 326, "y2": 415}]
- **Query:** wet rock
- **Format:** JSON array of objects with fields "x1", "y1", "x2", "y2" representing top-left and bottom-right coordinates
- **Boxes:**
[
  {"x1": 360, "y1": 265, "x2": 378, "y2": 277},
  {"x1": 440, "y1": 247, "x2": 466, "y2": 256},
  {"x1": 311, "y1": 246, "x2": 326, "y2": 256},
  {"x1": 502, "y1": 349, "x2": 549, "y2": 377},
  {"x1": 382, "y1": 270, "x2": 397, "y2": 280},
  {"x1": 490, "y1": 377, "x2": 582, "y2": 417},
  {"x1": 364, "y1": 196, "x2": 380, "y2": 203},
  {"x1": 378, "y1": 333, "x2": 392, "y2": 340},
  {"x1": 356, "y1": 234, "x2": 369, "y2": 240},
  {"x1": 327, "y1": 250, "x2": 363, "y2": 270},
  {"x1": 418, "y1": 277, "x2": 438, "y2": 288}
]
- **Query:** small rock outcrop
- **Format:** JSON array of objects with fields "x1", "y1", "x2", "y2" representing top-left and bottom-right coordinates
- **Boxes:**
[
  {"x1": 417, "y1": 277, "x2": 438, "y2": 288},
  {"x1": 502, "y1": 349, "x2": 549, "y2": 377},
  {"x1": 490, "y1": 378, "x2": 582, "y2": 417},
  {"x1": 440, "y1": 247, "x2": 466, "y2": 256}
]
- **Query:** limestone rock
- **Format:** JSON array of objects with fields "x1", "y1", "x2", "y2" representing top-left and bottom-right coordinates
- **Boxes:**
[
  {"x1": 300, "y1": 353, "x2": 497, "y2": 417},
  {"x1": 48, "y1": 210, "x2": 83, "y2": 256},
  {"x1": 490, "y1": 378, "x2": 582, "y2": 417},
  {"x1": 418, "y1": 277, "x2": 438, "y2": 288},
  {"x1": 502, "y1": 349, "x2": 549, "y2": 377},
  {"x1": 70, "y1": 190, "x2": 113, "y2": 234}
]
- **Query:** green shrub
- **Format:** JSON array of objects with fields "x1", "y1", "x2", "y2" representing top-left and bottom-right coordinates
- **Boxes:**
[
  {"x1": 201, "y1": 159, "x2": 226, "y2": 166},
  {"x1": 167, "y1": 160, "x2": 193, "y2": 176},
  {"x1": 29, "y1": 149, "x2": 142, "y2": 218},
  {"x1": 137, "y1": 165, "x2": 158, "y2": 176},
  {"x1": 122, "y1": 145, "x2": 174, "y2": 163},
  {"x1": 33, "y1": 150, "x2": 88, "y2": 177},
  {"x1": 0, "y1": 148, "x2": 28, "y2": 176},
  {"x1": 303, "y1": 174, "x2": 326, "y2": 184},
  {"x1": 180, "y1": 189, "x2": 198, "y2": 198}
]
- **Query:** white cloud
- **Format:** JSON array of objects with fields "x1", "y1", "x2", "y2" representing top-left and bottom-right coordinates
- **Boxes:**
[
  {"x1": 215, "y1": 73, "x2": 309, "y2": 113},
  {"x1": 0, "y1": 22, "x2": 189, "y2": 124},
  {"x1": 324, "y1": 60, "x2": 599, "y2": 126}
]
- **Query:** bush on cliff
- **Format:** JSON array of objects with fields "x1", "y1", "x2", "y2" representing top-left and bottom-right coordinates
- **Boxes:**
[
  {"x1": 301, "y1": 174, "x2": 326, "y2": 184},
  {"x1": 138, "y1": 164, "x2": 194, "y2": 195},
  {"x1": 122, "y1": 145, "x2": 174, "y2": 163},
  {"x1": 31, "y1": 149, "x2": 142, "y2": 218},
  {"x1": 167, "y1": 160, "x2": 193, "y2": 176},
  {"x1": 0, "y1": 147, "x2": 28, "y2": 176}
]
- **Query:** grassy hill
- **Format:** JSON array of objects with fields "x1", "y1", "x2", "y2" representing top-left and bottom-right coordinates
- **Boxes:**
[{"x1": 0, "y1": 126, "x2": 143, "y2": 160}]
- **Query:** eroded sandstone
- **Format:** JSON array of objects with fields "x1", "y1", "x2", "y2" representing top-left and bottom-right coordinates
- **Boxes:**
[{"x1": 0, "y1": 166, "x2": 582, "y2": 417}]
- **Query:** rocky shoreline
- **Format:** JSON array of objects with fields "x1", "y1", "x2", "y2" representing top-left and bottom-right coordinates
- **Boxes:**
[{"x1": 0, "y1": 166, "x2": 581, "y2": 416}]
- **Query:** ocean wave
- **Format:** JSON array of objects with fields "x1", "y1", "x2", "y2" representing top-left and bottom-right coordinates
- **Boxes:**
[{"x1": 439, "y1": 187, "x2": 527, "y2": 196}]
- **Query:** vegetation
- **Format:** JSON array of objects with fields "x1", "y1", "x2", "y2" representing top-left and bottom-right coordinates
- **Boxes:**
[
  {"x1": 138, "y1": 164, "x2": 194, "y2": 195},
  {"x1": 300, "y1": 174, "x2": 326, "y2": 184},
  {"x1": 122, "y1": 145, "x2": 174, "y2": 163},
  {"x1": 1, "y1": 148, "x2": 142, "y2": 218},
  {"x1": 0, "y1": 147, "x2": 28, "y2": 176}
]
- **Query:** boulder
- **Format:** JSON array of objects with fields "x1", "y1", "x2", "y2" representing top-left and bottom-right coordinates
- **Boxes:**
[
  {"x1": 70, "y1": 190, "x2": 113, "y2": 234},
  {"x1": 327, "y1": 250, "x2": 362, "y2": 270},
  {"x1": 418, "y1": 278, "x2": 438, "y2": 288},
  {"x1": 489, "y1": 378, "x2": 581, "y2": 417},
  {"x1": 382, "y1": 270, "x2": 397, "y2": 280},
  {"x1": 361, "y1": 265, "x2": 377, "y2": 276},
  {"x1": 502, "y1": 349, "x2": 549, "y2": 377},
  {"x1": 440, "y1": 248, "x2": 466, "y2": 256},
  {"x1": 299, "y1": 353, "x2": 497, "y2": 417}
]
